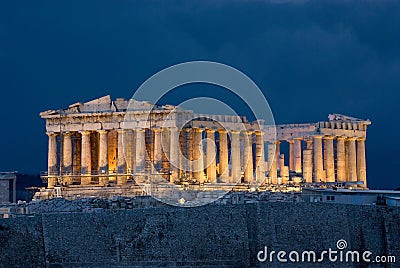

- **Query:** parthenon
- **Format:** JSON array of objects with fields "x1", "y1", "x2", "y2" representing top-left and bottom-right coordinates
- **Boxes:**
[{"x1": 40, "y1": 95, "x2": 371, "y2": 194}]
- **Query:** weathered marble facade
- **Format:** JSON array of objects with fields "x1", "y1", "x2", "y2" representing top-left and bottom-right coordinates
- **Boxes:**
[{"x1": 40, "y1": 95, "x2": 371, "y2": 189}]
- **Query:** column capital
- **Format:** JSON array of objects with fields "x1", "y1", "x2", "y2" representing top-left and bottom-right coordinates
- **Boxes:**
[
  {"x1": 254, "y1": 130, "x2": 264, "y2": 136},
  {"x1": 230, "y1": 130, "x2": 241, "y2": 135},
  {"x1": 205, "y1": 128, "x2": 215, "y2": 133},
  {"x1": 336, "y1": 136, "x2": 347, "y2": 140},
  {"x1": 313, "y1": 135, "x2": 324, "y2": 139},
  {"x1": 193, "y1": 127, "x2": 204, "y2": 133},
  {"x1": 287, "y1": 140, "x2": 295, "y2": 144},
  {"x1": 135, "y1": 128, "x2": 146, "y2": 132},
  {"x1": 79, "y1": 130, "x2": 91, "y2": 136},
  {"x1": 46, "y1": 132, "x2": 58, "y2": 137},
  {"x1": 323, "y1": 135, "x2": 335, "y2": 140},
  {"x1": 152, "y1": 127, "x2": 163, "y2": 132},
  {"x1": 347, "y1": 137, "x2": 357, "y2": 141},
  {"x1": 294, "y1": 137, "x2": 303, "y2": 141},
  {"x1": 242, "y1": 130, "x2": 253, "y2": 135},
  {"x1": 97, "y1": 130, "x2": 108, "y2": 135},
  {"x1": 357, "y1": 137, "x2": 366, "y2": 141},
  {"x1": 169, "y1": 126, "x2": 179, "y2": 132},
  {"x1": 218, "y1": 129, "x2": 228, "y2": 134}
]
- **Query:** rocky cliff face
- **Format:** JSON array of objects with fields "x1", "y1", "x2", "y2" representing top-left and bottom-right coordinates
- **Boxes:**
[{"x1": 0, "y1": 202, "x2": 399, "y2": 267}]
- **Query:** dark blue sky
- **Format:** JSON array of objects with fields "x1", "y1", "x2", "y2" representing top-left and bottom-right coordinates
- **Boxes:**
[{"x1": 0, "y1": 1, "x2": 399, "y2": 189}]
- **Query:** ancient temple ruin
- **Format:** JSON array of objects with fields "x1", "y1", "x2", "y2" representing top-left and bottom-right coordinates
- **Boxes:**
[{"x1": 39, "y1": 95, "x2": 371, "y2": 198}]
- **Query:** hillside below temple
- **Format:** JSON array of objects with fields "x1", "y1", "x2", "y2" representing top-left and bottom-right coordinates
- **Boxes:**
[{"x1": 37, "y1": 95, "x2": 371, "y2": 200}]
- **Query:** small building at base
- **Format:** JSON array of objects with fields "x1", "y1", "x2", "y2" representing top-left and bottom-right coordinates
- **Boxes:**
[
  {"x1": 302, "y1": 188, "x2": 400, "y2": 206},
  {"x1": 0, "y1": 172, "x2": 17, "y2": 204}
]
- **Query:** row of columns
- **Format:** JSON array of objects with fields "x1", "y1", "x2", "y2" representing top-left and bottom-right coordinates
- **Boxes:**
[
  {"x1": 180, "y1": 128, "x2": 264, "y2": 184},
  {"x1": 47, "y1": 129, "x2": 367, "y2": 189},
  {"x1": 47, "y1": 129, "x2": 132, "y2": 188},
  {"x1": 266, "y1": 136, "x2": 367, "y2": 187},
  {"x1": 47, "y1": 127, "x2": 266, "y2": 188}
]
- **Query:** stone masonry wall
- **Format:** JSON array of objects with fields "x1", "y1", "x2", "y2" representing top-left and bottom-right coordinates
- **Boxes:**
[{"x1": 0, "y1": 202, "x2": 399, "y2": 268}]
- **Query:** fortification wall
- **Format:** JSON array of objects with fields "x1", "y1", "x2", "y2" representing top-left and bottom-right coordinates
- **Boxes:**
[
  {"x1": 0, "y1": 202, "x2": 399, "y2": 267},
  {"x1": 0, "y1": 216, "x2": 45, "y2": 267}
]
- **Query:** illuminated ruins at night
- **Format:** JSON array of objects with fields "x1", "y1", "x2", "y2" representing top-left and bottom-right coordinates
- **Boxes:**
[{"x1": 38, "y1": 95, "x2": 371, "y2": 199}]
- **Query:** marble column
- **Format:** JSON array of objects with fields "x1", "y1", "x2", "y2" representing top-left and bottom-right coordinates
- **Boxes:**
[
  {"x1": 62, "y1": 132, "x2": 73, "y2": 185},
  {"x1": 186, "y1": 128, "x2": 194, "y2": 178},
  {"x1": 80, "y1": 131, "x2": 91, "y2": 185},
  {"x1": 47, "y1": 132, "x2": 58, "y2": 189},
  {"x1": 306, "y1": 139, "x2": 313, "y2": 150},
  {"x1": 288, "y1": 140, "x2": 294, "y2": 171},
  {"x1": 324, "y1": 136, "x2": 335, "y2": 183},
  {"x1": 218, "y1": 129, "x2": 229, "y2": 182},
  {"x1": 169, "y1": 127, "x2": 179, "y2": 183},
  {"x1": 63, "y1": 132, "x2": 73, "y2": 174},
  {"x1": 243, "y1": 134, "x2": 253, "y2": 183},
  {"x1": 205, "y1": 129, "x2": 217, "y2": 183},
  {"x1": 267, "y1": 141, "x2": 278, "y2": 184},
  {"x1": 117, "y1": 129, "x2": 127, "y2": 186},
  {"x1": 294, "y1": 139, "x2": 302, "y2": 173},
  {"x1": 313, "y1": 135, "x2": 323, "y2": 182},
  {"x1": 348, "y1": 137, "x2": 357, "y2": 182},
  {"x1": 193, "y1": 128, "x2": 204, "y2": 183},
  {"x1": 124, "y1": 129, "x2": 135, "y2": 174},
  {"x1": 135, "y1": 129, "x2": 146, "y2": 173},
  {"x1": 161, "y1": 129, "x2": 170, "y2": 180},
  {"x1": 255, "y1": 131, "x2": 265, "y2": 183},
  {"x1": 336, "y1": 136, "x2": 346, "y2": 182},
  {"x1": 98, "y1": 130, "x2": 108, "y2": 186},
  {"x1": 73, "y1": 133, "x2": 81, "y2": 175},
  {"x1": 275, "y1": 141, "x2": 281, "y2": 170},
  {"x1": 278, "y1": 154, "x2": 285, "y2": 172},
  {"x1": 153, "y1": 128, "x2": 163, "y2": 170},
  {"x1": 357, "y1": 137, "x2": 367, "y2": 188},
  {"x1": 281, "y1": 166, "x2": 289, "y2": 183},
  {"x1": 231, "y1": 130, "x2": 241, "y2": 183},
  {"x1": 303, "y1": 149, "x2": 313, "y2": 183},
  {"x1": 345, "y1": 140, "x2": 349, "y2": 181}
]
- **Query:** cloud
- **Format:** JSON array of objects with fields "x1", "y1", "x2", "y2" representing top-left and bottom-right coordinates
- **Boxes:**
[{"x1": 0, "y1": 0, "x2": 399, "y2": 188}]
